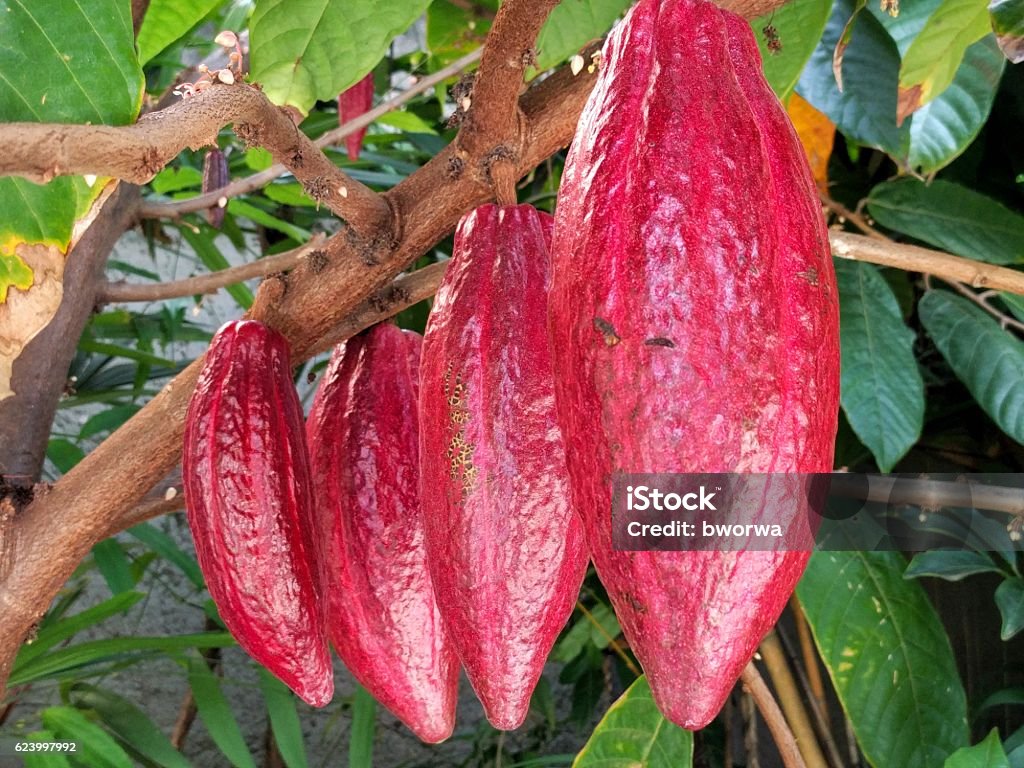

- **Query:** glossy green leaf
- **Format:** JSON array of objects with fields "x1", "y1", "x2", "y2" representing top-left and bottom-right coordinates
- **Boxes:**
[
  {"x1": 47, "y1": 438, "x2": 86, "y2": 474},
  {"x1": 79, "y1": 405, "x2": 142, "y2": 440},
  {"x1": 797, "y1": 551, "x2": 969, "y2": 767},
  {"x1": 41, "y1": 707, "x2": 133, "y2": 768},
  {"x1": 905, "y1": 550, "x2": 1003, "y2": 581},
  {"x1": 136, "y1": 0, "x2": 224, "y2": 64},
  {"x1": 573, "y1": 676, "x2": 693, "y2": 767},
  {"x1": 898, "y1": 0, "x2": 991, "y2": 115},
  {"x1": 250, "y1": 0, "x2": 431, "y2": 114},
  {"x1": 375, "y1": 111, "x2": 439, "y2": 135},
  {"x1": 919, "y1": 291, "x2": 1024, "y2": 443},
  {"x1": 188, "y1": 656, "x2": 257, "y2": 768},
  {"x1": 867, "y1": 179, "x2": 1024, "y2": 265},
  {"x1": 425, "y1": 0, "x2": 490, "y2": 64},
  {"x1": 533, "y1": 0, "x2": 631, "y2": 71},
  {"x1": 905, "y1": 35, "x2": 1005, "y2": 172},
  {"x1": 349, "y1": 685, "x2": 376, "y2": 768},
  {"x1": 258, "y1": 670, "x2": 309, "y2": 768},
  {"x1": 751, "y1": 0, "x2": 834, "y2": 98},
  {"x1": 797, "y1": 0, "x2": 907, "y2": 155},
  {"x1": 990, "y1": 0, "x2": 1024, "y2": 62},
  {"x1": 69, "y1": 685, "x2": 192, "y2": 768},
  {"x1": 945, "y1": 729, "x2": 1011, "y2": 768},
  {"x1": 555, "y1": 602, "x2": 623, "y2": 662},
  {"x1": 150, "y1": 166, "x2": 204, "y2": 195},
  {"x1": 226, "y1": 200, "x2": 311, "y2": 242},
  {"x1": 835, "y1": 260, "x2": 923, "y2": 471},
  {"x1": 91, "y1": 539, "x2": 135, "y2": 594},
  {"x1": 128, "y1": 523, "x2": 205, "y2": 589},
  {"x1": 868, "y1": 0, "x2": 943, "y2": 53},
  {"x1": 996, "y1": 578, "x2": 1024, "y2": 640}
]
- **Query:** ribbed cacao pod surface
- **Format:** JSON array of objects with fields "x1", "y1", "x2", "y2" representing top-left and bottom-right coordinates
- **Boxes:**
[
  {"x1": 338, "y1": 73, "x2": 374, "y2": 162},
  {"x1": 183, "y1": 320, "x2": 333, "y2": 707},
  {"x1": 548, "y1": 0, "x2": 840, "y2": 731},
  {"x1": 307, "y1": 323, "x2": 459, "y2": 743},
  {"x1": 420, "y1": 204, "x2": 589, "y2": 730}
]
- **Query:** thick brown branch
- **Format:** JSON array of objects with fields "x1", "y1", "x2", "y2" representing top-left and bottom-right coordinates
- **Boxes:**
[
  {"x1": 0, "y1": 85, "x2": 388, "y2": 238},
  {"x1": 97, "y1": 234, "x2": 326, "y2": 303}
]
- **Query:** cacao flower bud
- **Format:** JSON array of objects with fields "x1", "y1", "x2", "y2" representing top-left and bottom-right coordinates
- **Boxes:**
[
  {"x1": 338, "y1": 73, "x2": 374, "y2": 162},
  {"x1": 548, "y1": 0, "x2": 840, "y2": 730},
  {"x1": 183, "y1": 320, "x2": 333, "y2": 707},
  {"x1": 307, "y1": 323, "x2": 459, "y2": 743},
  {"x1": 201, "y1": 148, "x2": 228, "y2": 229},
  {"x1": 420, "y1": 204, "x2": 589, "y2": 730}
]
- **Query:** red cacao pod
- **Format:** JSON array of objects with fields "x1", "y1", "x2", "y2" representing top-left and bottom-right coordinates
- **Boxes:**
[
  {"x1": 548, "y1": 0, "x2": 840, "y2": 730},
  {"x1": 183, "y1": 320, "x2": 333, "y2": 707},
  {"x1": 306, "y1": 323, "x2": 459, "y2": 743},
  {"x1": 201, "y1": 148, "x2": 228, "y2": 229},
  {"x1": 338, "y1": 73, "x2": 374, "y2": 162},
  {"x1": 420, "y1": 204, "x2": 589, "y2": 730}
]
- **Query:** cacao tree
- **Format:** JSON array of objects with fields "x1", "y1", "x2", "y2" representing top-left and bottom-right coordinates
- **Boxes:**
[{"x1": 0, "y1": 0, "x2": 1022, "y2": 766}]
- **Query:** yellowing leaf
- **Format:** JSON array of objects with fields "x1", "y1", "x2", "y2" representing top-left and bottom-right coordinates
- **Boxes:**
[
  {"x1": 0, "y1": 250, "x2": 34, "y2": 301},
  {"x1": 787, "y1": 92, "x2": 835, "y2": 191}
]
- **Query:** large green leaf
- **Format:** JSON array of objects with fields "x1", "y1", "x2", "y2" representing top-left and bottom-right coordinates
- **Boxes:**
[
  {"x1": 996, "y1": 577, "x2": 1024, "y2": 640},
  {"x1": 751, "y1": 0, "x2": 834, "y2": 98},
  {"x1": 249, "y1": 0, "x2": 431, "y2": 114},
  {"x1": 573, "y1": 676, "x2": 693, "y2": 767},
  {"x1": 533, "y1": 0, "x2": 631, "y2": 71},
  {"x1": 919, "y1": 291, "x2": 1024, "y2": 443},
  {"x1": 136, "y1": 0, "x2": 224, "y2": 65},
  {"x1": 867, "y1": 179, "x2": 1024, "y2": 265},
  {"x1": 797, "y1": 551, "x2": 969, "y2": 767},
  {"x1": 904, "y1": 550, "x2": 1003, "y2": 581},
  {"x1": 835, "y1": 260, "x2": 923, "y2": 471},
  {"x1": 41, "y1": 706, "x2": 134, "y2": 768},
  {"x1": 990, "y1": 0, "x2": 1024, "y2": 62},
  {"x1": 945, "y1": 729, "x2": 1011, "y2": 768},
  {"x1": 188, "y1": 656, "x2": 257, "y2": 768}
]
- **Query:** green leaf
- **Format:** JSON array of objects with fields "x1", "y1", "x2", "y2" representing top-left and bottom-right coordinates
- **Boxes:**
[
  {"x1": 226, "y1": 199, "x2": 311, "y2": 242},
  {"x1": 945, "y1": 729, "x2": 1010, "y2": 768},
  {"x1": 349, "y1": 685, "x2": 376, "y2": 768},
  {"x1": 897, "y1": 0, "x2": 991, "y2": 117},
  {"x1": 128, "y1": 523, "x2": 205, "y2": 589},
  {"x1": 990, "y1": 0, "x2": 1024, "y2": 62},
  {"x1": 79, "y1": 405, "x2": 142, "y2": 440},
  {"x1": 919, "y1": 291, "x2": 1024, "y2": 443},
  {"x1": 867, "y1": 179, "x2": 1024, "y2": 265},
  {"x1": 555, "y1": 602, "x2": 622, "y2": 662},
  {"x1": 751, "y1": 0, "x2": 834, "y2": 98},
  {"x1": 797, "y1": 551, "x2": 969, "y2": 767},
  {"x1": 259, "y1": 670, "x2": 309, "y2": 768},
  {"x1": 47, "y1": 438, "x2": 86, "y2": 474},
  {"x1": 23, "y1": 731, "x2": 73, "y2": 768},
  {"x1": 905, "y1": 550, "x2": 1003, "y2": 581},
  {"x1": 425, "y1": 0, "x2": 491, "y2": 64},
  {"x1": 0, "y1": 251, "x2": 34, "y2": 301},
  {"x1": 250, "y1": 0, "x2": 432, "y2": 114},
  {"x1": 905, "y1": 35, "x2": 1005, "y2": 172},
  {"x1": 136, "y1": 0, "x2": 224, "y2": 65},
  {"x1": 573, "y1": 676, "x2": 693, "y2": 767},
  {"x1": 91, "y1": 539, "x2": 136, "y2": 594},
  {"x1": 150, "y1": 166, "x2": 204, "y2": 195},
  {"x1": 77, "y1": 340, "x2": 178, "y2": 369},
  {"x1": 835, "y1": 260, "x2": 923, "y2": 471},
  {"x1": 41, "y1": 706, "x2": 134, "y2": 768},
  {"x1": 375, "y1": 111, "x2": 439, "y2": 135},
  {"x1": 69, "y1": 684, "x2": 192, "y2": 768},
  {"x1": 996, "y1": 578, "x2": 1024, "y2": 640},
  {"x1": 533, "y1": 0, "x2": 632, "y2": 71},
  {"x1": 797, "y1": 0, "x2": 908, "y2": 155},
  {"x1": 188, "y1": 656, "x2": 257, "y2": 768},
  {"x1": 179, "y1": 227, "x2": 253, "y2": 309},
  {"x1": 262, "y1": 183, "x2": 318, "y2": 208}
]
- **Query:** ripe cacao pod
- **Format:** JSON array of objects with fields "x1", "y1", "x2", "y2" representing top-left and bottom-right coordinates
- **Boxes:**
[
  {"x1": 420, "y1": 204, "x2": 589, "y2": 730},
  {"x1": 548, "y1": 0, "x2": 840, "y2": 730},
  {"x1": 183, "y1": 320, "x2": 333, "y2": 707},
  {"x1": 306, "y1": 323, "x2": 459, "y2": 743},
  {"x1": 201, "y1": 147, "x2": 228, "y2": 229},
  {"x1": 338, "y1": 73, "x2": 374, "y2": 161}
]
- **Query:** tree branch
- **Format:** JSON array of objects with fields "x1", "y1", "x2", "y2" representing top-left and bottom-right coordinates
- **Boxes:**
[
  {"x1": 97, "y1": 234, "x2": 326, "y2": 303},
  {"x1": 741, "y1": 663, "x2": 808, "y2": 768}
]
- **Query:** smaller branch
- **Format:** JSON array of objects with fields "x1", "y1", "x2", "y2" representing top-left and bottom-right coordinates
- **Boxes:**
[
  {"x1": 575, "y1": 600, "x2": 641, "y2": 676},
  {"x1": 821, "y1": 194, "x2": 889, "y2": 242},
  {"x1": 945, "y1": 280, "x2": 1024, "y2": 334},
  {"x1": 139, "y1": 50, "x2": 483, "y2": 220},
  {"x1": 741, "y1": 662, "x2": 808, "y2": 768},
  {"x1": 98, "y1": 234, "x2": 325, "y2": 303},
  {"x1": 758, "y1": 632, "x2": 828, "y2": 768},
  {"x1": 791, "y1": 599, "x2": 828, "y2": 714}
]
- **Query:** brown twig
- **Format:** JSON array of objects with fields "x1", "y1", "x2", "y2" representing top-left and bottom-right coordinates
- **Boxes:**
[
  {"x1": 790, "y1": 599, "x2": 827, "y2": 710},
  {"x1": 575, "y1": 600, "x2": 641, "y2": 677},
  {"x1": 821, "y1": 194, "x2": 889, "y2": 242},
  {"x1": 98, "y1": 234, "x2": 326, "y2": 303},
  {"x1": 759, "y1": 632, "x2": 828, "y2": 768},
  {"x1": 946, "y1": 281, "x2": 1024, "y2": 334},
  {"x1": 741, "y1": 662, "x2": 808, "y2": 768}
]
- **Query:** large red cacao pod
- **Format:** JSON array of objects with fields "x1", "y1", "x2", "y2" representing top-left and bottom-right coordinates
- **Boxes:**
[
  {"x1": 338, "y1": 73, "x2": 374, "y2": 161},
  {"x1": 548, "y1": 0, "x2": 840, "y2": 730},
  {"x1": 420, "y1": 204, "x2": 589, "y2": 730},
  {"x1": 183, "y1": 320, "x2": 333, "y2": 707},
  {"x1": 306, "y1": 323, "x2": 459, "y2": 743}
]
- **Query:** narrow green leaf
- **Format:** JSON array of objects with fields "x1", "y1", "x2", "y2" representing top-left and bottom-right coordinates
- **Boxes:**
[
  {"x1": 128, "y1": 523, "x2": 205, "y2": 589},
  {"x1": 80, "y1": 405, "x2": 142, "y2": 440},
  {"x1": 41, "y1": 707, "x2": 133, "y2": 768},
  {"x1": 188, "y1": 657, "x2": 257, "y2": 768},
  {"x1": 945, "y1": 729, "x2": 1010, "y2": 767},
  {"x1": 77, "y1": 339, "x2": 178, "y2": 368},
  {"x1": 996, "y1": 578, "x2": 1024, "y2": 640},
  {"x1": 797, "y1": 551, "x2": 969, "y2": 767},
  {"x1": 91, "y1": 539, "x2": 136, "y2": 594},
  {"x1": 920, "y1": 291, "x2": 1024, "y2": 443},
  {"x1": 136, "y1": 0, "x2": 224, "y2": 64},
  {"x1": 23, "y1": 731, "x2": 73, "y2": 768},
  {"x1": 990, "y1": 0, "x2": 1024, "y2": 62},
  {"x1": 533, "y1": 0, "x2": 632, "y2": 71},
  {"x1": 47, "y1": 439, "x2": 86, "y2": 474},
  {"x1": 905, "y1": 551, "x2": 1003, "y2": 581},
  {"x1": 573, "y1": 676, "x2": 693, "y2": 767},
  {"x1": 979, "y1": 687, "x2": 1024, "y2": 712},
  {"x1": 150, "y1": 166, "x2": 204, "y2": 195},
  {"x1": 258, "y1": 669, "x2": 309, "y2": 768},
  {"x1": 69, "y1": 684, "x2": 192, "y2": 768},
  {"x1": 751, "y1": 0, "x2": 834, "y2": 98},
  {"x1": 868, "y1": 179, "x2": 1024, "y2": 265},
  {"x1": 374, "y1": 111, "x2": 439, "y2": 135},
  {"x1": 225, "y1": 199, "x2": 311, "y2": 242},
  {"x1": 555, "y1": 603, "x2": 622, "y2": 663},
  {"x1": 835, "y1": 260, "x2": 923, "y2": 471},
  {"x1": 179, "y1": 227, "x2": 253, "y2": 309},
  {"x1": 349, "y1": 685, "x2": 376, "y2": 768}
]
